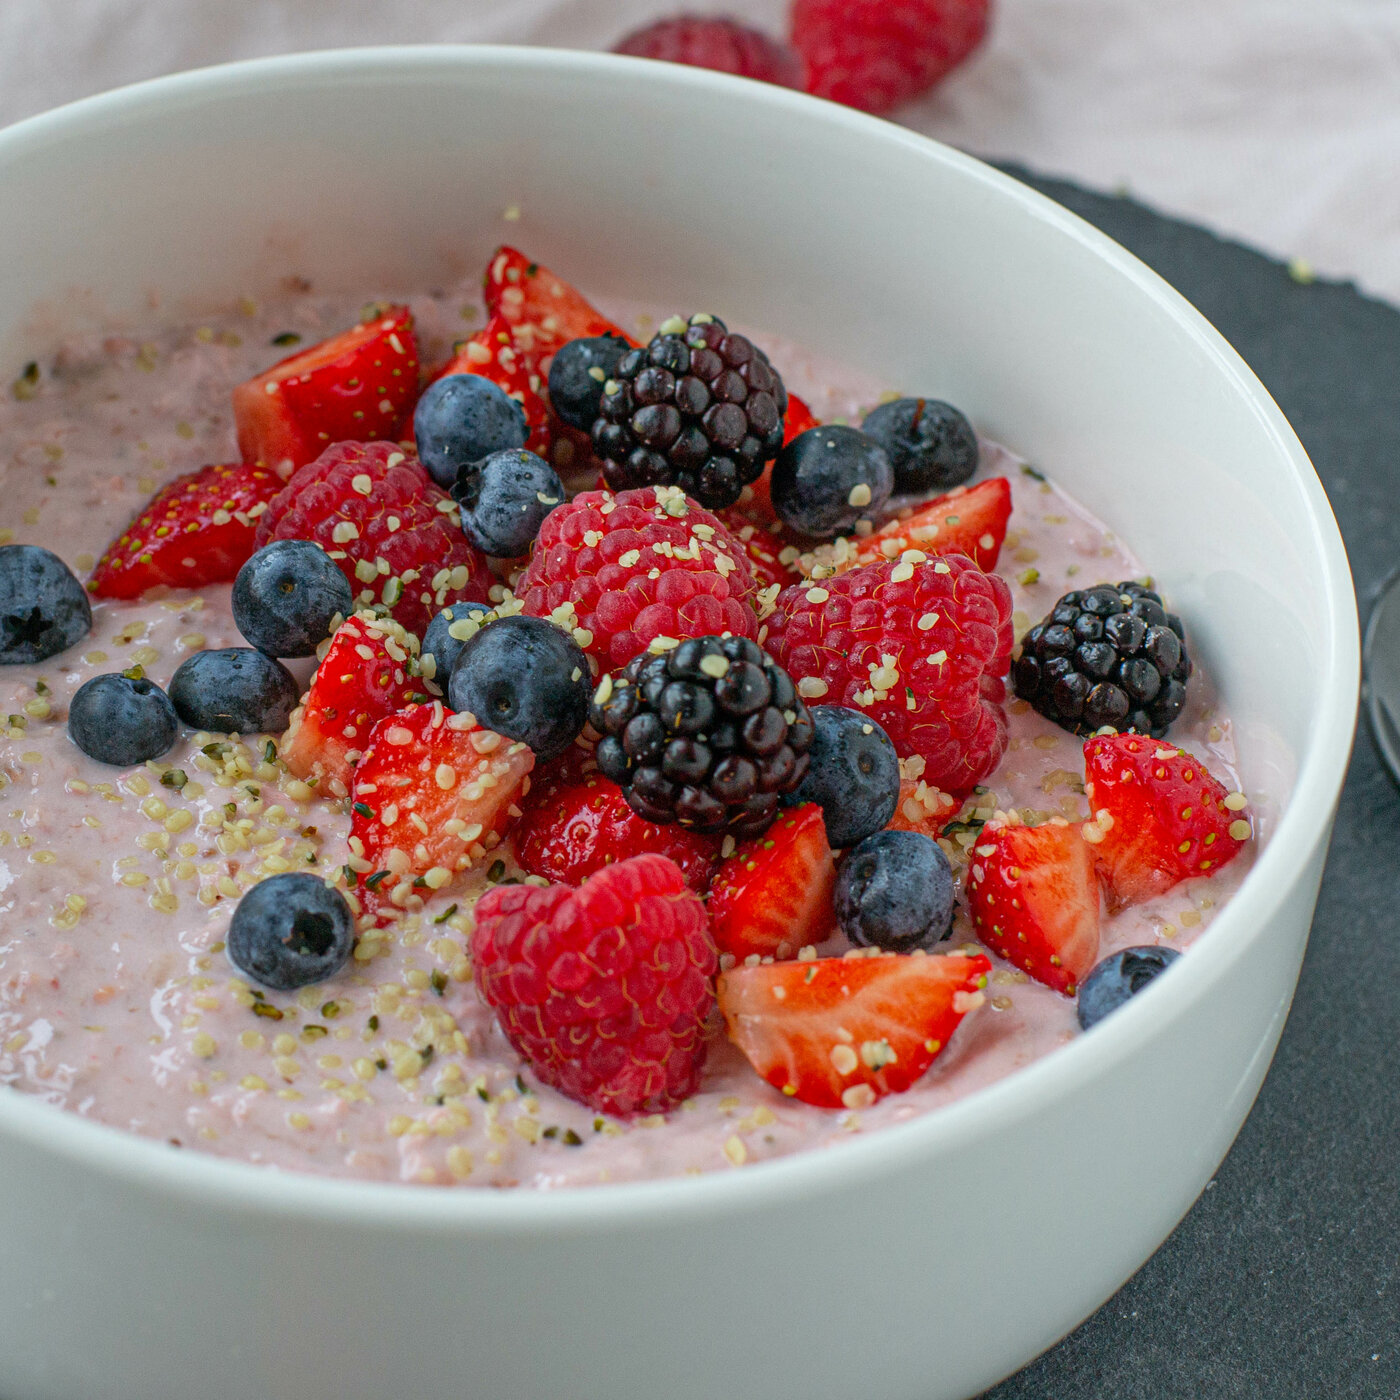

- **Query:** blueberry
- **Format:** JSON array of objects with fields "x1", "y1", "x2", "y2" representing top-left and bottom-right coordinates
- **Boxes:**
[
  {"x1": 413, "y1": 373, "x2": 528, "y2": 489},
  {"x1": 771, "y1": 425, "x2": 893, "y2": 537},
  {"x1": 789, "y1": 705, "x2": 899, "y2": 848},
  {"x1": 68, "y1": 672, "x2": 179, "y2": 766},
  {"x1": 231, "y1": 540, "x2": 354, "y2": 658},
  {"x1": 452, "y1": 448, "x2": 565, "y2": 558},
  {"x1": 0, "y1": 544, "x2": 91, "y2": 665},
  {"x1": 1077, "y1": 946, "x2": 1181, "y2": 1030},
  {"x1": 447, "y1": 614, "x2": 590, "y2": 761},
  {"x1": 861, "y1": 397, "x2": 979, "y2": 495},
  {"x1": 421, "y1": 601, "x2": 493, "y2": 685},
  {"x1": 226, "y1": 872, "x2": 355, "y2": 990},
  {"x1": 834, "y1": 829, "x2": 954, "y2": 952},
  {"x1": 168, "y1": 648, "x2": 299, "y2": 735},
  {"x1": 548, "y1": 333, "x2": 631, "y2": 430}
]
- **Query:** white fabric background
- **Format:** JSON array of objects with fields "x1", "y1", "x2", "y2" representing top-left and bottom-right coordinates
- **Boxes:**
[{"x1": 2, "y1": 0, "x2": 1397, "y2": 301}]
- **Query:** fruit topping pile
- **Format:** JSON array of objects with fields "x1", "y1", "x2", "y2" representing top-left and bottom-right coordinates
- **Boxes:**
[{"x1": 5, "y1": 243, "x2": 1255, "y2": 1139}]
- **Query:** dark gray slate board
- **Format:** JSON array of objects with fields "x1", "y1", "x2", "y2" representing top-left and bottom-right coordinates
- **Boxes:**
[{"x1": 982, "y1": 168, "x2": 1398, "y2": 1400}]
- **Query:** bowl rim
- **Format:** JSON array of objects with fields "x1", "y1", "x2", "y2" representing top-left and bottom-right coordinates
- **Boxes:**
[{"x1": 0, "y1": 42, "x2": 1360, "y2": 1229}]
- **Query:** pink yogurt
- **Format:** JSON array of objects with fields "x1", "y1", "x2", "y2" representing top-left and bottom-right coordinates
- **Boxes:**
[{"x1": 0, "y1": 279, "x2": 1256, "y2": 1187}]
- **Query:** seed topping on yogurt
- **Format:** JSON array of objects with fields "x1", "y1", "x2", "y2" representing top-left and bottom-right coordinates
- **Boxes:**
[{"x1": 0, "y1": 245, "x2": 1255, "y2": 1186}]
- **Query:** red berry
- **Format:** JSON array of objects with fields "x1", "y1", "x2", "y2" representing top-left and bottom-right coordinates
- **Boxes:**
[
  {"x1": 279, "y1": 613, "x2": 425, "y2": 794},
  {"x1": 483, "y1": 247, "x2": 632, "y2": 379},
  {"x1": 717, "y1": 512, "x2": 805, "y2": 594},
  {"x1": 232, "y1": 305, "x2": 419, "y2": 473},
  {"x1": 470, "y1": 854, "x2": 718, "y2": 1116},
  {"x1": 965, "y1": 820, "x2": 1101, "y2": 995},
  {"x1": 253, "y1": 441, "x2": 492, "y2": 638},
  {"x1": 614, "y1": 14, "x2": 803, "y2": 89},
  {"x1": 1083, "y1": 734, "x2": 1250, "y2": 908},
  {"x1": 431, "y1": 313, "x2": 552, "y2": 459},
  {"x1": 852, "y1": 476, "x2": 1011, "y2": 573},
  {"x1": 887, "y1": 777, "x2": 957, "y2": 837},
  {"x1": 718, "y1": 950, "x2": 989, "y2": 1107},
  {"x1": 349, "y1": 701, "x2": 535, "y2": 923},
  {"x1": 791, "y1": 0, "x2": 990, "y2": 115},
  {"x1": 707, "y1": 802, "x2": 837, "y2": 960},
  {"x1": 88, "y1": 460, "x2": 283, "y2": 599},
  {"x1": 762, "y1": 554, "x2": 1012, "y2": 795},
  {"x1": 517, "y1": 486, "x2": 760, "y2": 670},
  {"x1": 514, "y1": 773, "x2": 722, "y2": 894}
]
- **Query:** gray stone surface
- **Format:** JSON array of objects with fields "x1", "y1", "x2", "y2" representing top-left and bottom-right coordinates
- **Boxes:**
[{"x1": 984, "y1": 167, "x2": 1398, "y2": 1399}]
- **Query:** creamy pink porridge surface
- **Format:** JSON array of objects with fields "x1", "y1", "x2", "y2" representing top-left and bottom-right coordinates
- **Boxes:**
[{"x1": 0, "y1": 277, "x2": 1256, "y2": 1188}]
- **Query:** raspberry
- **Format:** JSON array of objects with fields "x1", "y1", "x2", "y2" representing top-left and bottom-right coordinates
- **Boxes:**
[
  {"x1": 791, "y1": 0, "x2": 990, "y2": 114},
  {"x1": 762, "y1": 555, "x2": 1012, "y2": 796},
  {"x1": 592, "y1": 314, "x2": 788, "y2": 510},
  {"x1": 613, "y1": 14, "x2": 803, "y2": 90},
  {"x1": 470, "y1": 854, "x2": 718, "y2": 1116},
  {"x1": 516, "y1": 485, "x2": 760, "y2": 670},
  {"x1": 253, "y1": 441, "x2": 492, "y2": 638}
]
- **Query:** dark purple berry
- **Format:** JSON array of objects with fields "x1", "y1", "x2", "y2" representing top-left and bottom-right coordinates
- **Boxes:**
[
  {"x1": 861, "y1": 397, "x2": 978, "y2": 495},
  {"x1": 590, "y1": 315, "x2": 787, "y2": 510},
  {"x1": 1014, "y1": 581, "x2": 1192, "y2": 739},
  {"x1": 590, "y1": 635, "x2": 812, "y2": 837}
]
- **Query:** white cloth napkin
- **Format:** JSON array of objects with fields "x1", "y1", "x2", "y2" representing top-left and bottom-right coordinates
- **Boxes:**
[{"x1": 2, "y1": 0, "x2": 1397, "y2": 301}]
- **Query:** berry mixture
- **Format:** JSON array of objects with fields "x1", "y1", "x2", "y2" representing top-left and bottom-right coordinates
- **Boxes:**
[{"x1": 0, "y1": 244, "x2": 1257, "y2": 1187}]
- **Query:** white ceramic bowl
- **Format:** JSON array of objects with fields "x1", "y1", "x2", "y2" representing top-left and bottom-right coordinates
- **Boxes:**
[{"x1": 0, "y1": 47, "x2": 1357, "y2": 1400}]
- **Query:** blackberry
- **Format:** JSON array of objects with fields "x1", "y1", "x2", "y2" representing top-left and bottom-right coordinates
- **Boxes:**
[
  {"x1": 1013, "y1": 581, "x2": 1192, "y2": 738},
  {"x1": 590, "y1": 314, "x2": 786, "y2": 510},
  {"x1": 591, "y1": 635, "x2": 814, "y2": 837}
]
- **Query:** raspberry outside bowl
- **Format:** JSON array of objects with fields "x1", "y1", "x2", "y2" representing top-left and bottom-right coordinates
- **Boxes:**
[{"x1": 0, "y1": 48, "x2": 1357, "y2": 1400}]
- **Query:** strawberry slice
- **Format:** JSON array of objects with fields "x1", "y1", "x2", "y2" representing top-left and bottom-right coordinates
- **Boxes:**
[
  {"x1": 432, "y1": 313, "x2": 551, "y2": 457},
  {"x1": 349, "y1": 701, "x2": 535, "y2": 923},
  {"x1": 279, "y1": 614, "x2": 426, "y2": 794},
  {"x1": 706, "y1": 803, "x2": 837, "y2": 960},
  {"x1": 89, "y1": 460, "x2": 283, "y2": 599},
  {"x1": 716, "y1": 513, "x2": 804, "y2": 594},
  {"x1": 483, "y1": 246, "x2": 632, "y2": 375},
  {"x1": 853, "y1": 476, "x2": 1011, "y2": 572},
  {"x1": 965, "y1": 820, "x2": 1101, "y2": 995},
  {"x1": 783, "y1": 391, "x2": 819, "y2": 444},
  {"x1": 513, "y1": 773, "x2": 722, "y2": 894},
  {"x1": 232, "y1": 305, "x2": 419, "y2": 474},
  {"x1": 718, "y1": 950, "x2": 990, "y2": 1108},
  {"x1": 1083, "y1": 733, "x2": 1250, "y2": 908},
  {"x1": 888, "y1": 778, "x2": 958, "y2": 838}
]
